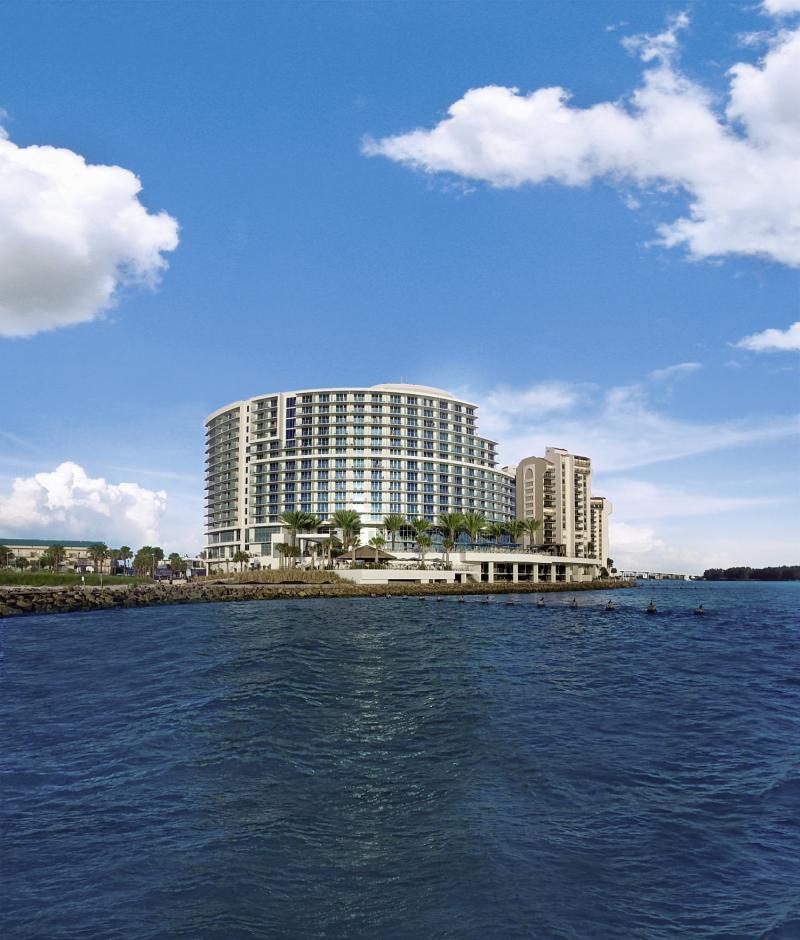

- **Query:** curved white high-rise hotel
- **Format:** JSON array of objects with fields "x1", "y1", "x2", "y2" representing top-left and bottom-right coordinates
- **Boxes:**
[{"x1": 205, "y1": 383, "x2": 516, "y2": 567}]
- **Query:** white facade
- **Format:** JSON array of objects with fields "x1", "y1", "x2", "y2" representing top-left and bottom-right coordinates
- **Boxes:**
[{"x1": 205, "y1": 383, "x2": 516, "y2": 568}]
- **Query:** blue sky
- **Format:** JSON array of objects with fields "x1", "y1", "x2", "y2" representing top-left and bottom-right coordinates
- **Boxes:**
[{"x1": 0, "y1": 0, "x2": 798, "y2": 572}]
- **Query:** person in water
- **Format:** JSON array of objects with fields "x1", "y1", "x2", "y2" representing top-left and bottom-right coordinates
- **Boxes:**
[
  {"x1": 646, "y1": 600, "x2": 657, "y2": 614},
  {"x1": 694, "y1": 604, "x2": 705, "y2": 615},
  {"x1": 569, "y1": 598, "x2": 578, "y2": 608},
  {"x1": 537, "y1": 597, "x2": 545, "y2": 607},
  {"x1": 605, "y1": 600, "x2": 616, "y2": 610}
]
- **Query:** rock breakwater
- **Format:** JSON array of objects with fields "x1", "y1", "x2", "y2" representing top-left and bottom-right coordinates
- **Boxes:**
[{"x1": 0, "y1": 578, "x2": 632, "y2": 618}]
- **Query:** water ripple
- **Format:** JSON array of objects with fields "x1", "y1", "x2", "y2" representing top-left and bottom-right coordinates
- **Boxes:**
[{"x1": 2, "y1": 582, "x2": 799, "y2": 938}]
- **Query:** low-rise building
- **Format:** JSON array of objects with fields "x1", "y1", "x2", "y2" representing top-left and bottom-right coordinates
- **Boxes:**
[{"x1": 0, "y1": 538, "x2": 104, "y2": 571}]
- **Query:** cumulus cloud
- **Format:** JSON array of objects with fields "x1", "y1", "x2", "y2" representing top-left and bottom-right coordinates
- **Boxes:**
[
  {"x1": 762, "y1": 0, "x2": 800, "y2": 16},
  {"x1": 0, "y1": 123, "x2": 179, "y2": 337},
  {"x1": 476, "y1": 379, "x2": 799, "y2": 472},
  {"x1": 734, "y1": 320, "x2": 800, "y2": 351},
  {"x1": 0, "y1": 461, "x2": 167, "y2": 544},
  {"x1": 364, "y1": 14, "x2": 800, "y2": 266}
]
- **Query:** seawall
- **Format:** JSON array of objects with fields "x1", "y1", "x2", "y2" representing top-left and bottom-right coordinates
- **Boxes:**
[{"x1": 0, "y1": 578, "x2": 634, "y2": 618}]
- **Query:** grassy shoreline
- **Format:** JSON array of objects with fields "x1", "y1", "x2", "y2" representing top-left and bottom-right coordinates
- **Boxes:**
[{"x1": 0, "y1": 572, "x2": 150, "y2": 587}]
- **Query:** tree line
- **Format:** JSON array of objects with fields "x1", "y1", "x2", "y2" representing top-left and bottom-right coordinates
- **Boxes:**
[
  {"x1": 703, "y1": 565, "x2": 800, "y2": 581},
  {"x1": 256, "y1": 510, "x2": 609, "y2": 571},
  {"x1": 0, "y1": 542, "x2": 191, "y2": 577}
]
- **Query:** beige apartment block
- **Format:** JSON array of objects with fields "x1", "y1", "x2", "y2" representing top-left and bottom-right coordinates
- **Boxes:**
[
  {"x1": 514, "y1": 448, "x2": 610, "y2": 561},
  {"x1": 590, "y1": 496, "x2": 613, "y2": 569}
]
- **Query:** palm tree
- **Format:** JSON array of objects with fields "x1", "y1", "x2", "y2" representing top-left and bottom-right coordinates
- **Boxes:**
[
  {"x1": 382, "y1": 514, "x2": 406, "y2": 551},
  {"x1": 118, "y1": 545, "x2": 132, "y2": 575},
  {"x1": 281, "y1": 510, "x2": 315, "y2": 567},
  {"x1": 438, "y1": 512, "x2": 465, "y2": 549},
  {"x1": 484, "y1": 522, "x2": 506, "y2": 546},
  {"x1": 461, "y1": 512, "x2": 487, "y2": 548},
  {"x1": 0, "y1": 545, "x2": 11, "y2": 567},
  {"x1": 505, "y1": 519, "x2": 526, "y2": 547},
  {"x1": 49, "y1": 543, "x2": 66, "y2": 572},
  {"x1": 410, "y1": 519, "x2": 432, "y2": 567},
  {"x1": 331, "y1": 509, "x2": 361, "y2": 564},
  {"x1": 15, "y1": 556, "x2": 29, "y2": 570},
  {"x1": 368, "y1": 534, "x2": 387, "y2": 565},
  {"x1": 303, "y1": 515, "x2": 322, "y2": 567},
  {"x1": 232, "y1": 549, "x2": 249, "y2": 572},
  {"x1": 523, "y1": 518, "x2": 541, "y2": 549},
  {"x1": 275, "y1": 542, "x2": 292, "y2": 570},
  {"x1": 87, "y1": 542, "x2": 108, "y2": 575},
  {"x1": 442, "y1": 536, "x2": 455, "y2": 564},
  {"x1": 416, "y1": 533, "x2": 432, "y2": 569}
]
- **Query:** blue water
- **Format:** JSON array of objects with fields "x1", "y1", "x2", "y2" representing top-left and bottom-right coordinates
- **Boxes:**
[{"x1": 2, "y1": 581, "x2": 799, "y2": 939}]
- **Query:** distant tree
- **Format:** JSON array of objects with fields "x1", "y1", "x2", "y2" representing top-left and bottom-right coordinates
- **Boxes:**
[
  {"x1": 15, "y1": 556, "x2": 29, "y2": 570},
  {"x1": 438, "y1": 512, "x2": 465, "y2": 556},
  {"x1": 462, "y1": 512, "x2": 487, "y2": 547},
  {"x1": 382, "y1": 514, "x2": 406, "y2": 551},
  {"x1": 368, "y1": 535, "x2": 386, "y2": 565},
  {"x1": 331, "y1": 510, "x2": 361, "y2": 563},
  {"x1": 523, "y1": 518, "x2": 541, "y2": 549},
  {"x1": 49, "y1": 544, "x2": 66, "y2": 572},
  {"x1": 281, "y1": 510, "x2": 317, "y2": 567},
  {"x1": 416, "y1": 534, "x2": 432, "y2": 569},
  {"x1": 87, "y1": 542, "x2": 109, "y2": 575},
  {"x1": 232, "y1": 550, "x2": 249, "y2": 572},
  {"x1": 505, "y1": 520, "x2": 526, "y2": 546},
  {"x1": 118, "y1": 546, "x2": 132, "y2": 575},
  {"x1": 133, "y1": 546, "x2": 163, "y2": 577},
  {"x1": 703, "y1": 564, "x2": 800, "y2": 581},
  {"x1": 442, "y1": 536, "x2": 455, "y2": 563},
  {"x1": 168, "y1": 552, "x2": 185, "y2": 576},
  {"x1": 0, "y1": 545, "x2": 11, "y2": 567},
  {"x1": 484, "y1": 522, "x2": 506, "y2": 545}
]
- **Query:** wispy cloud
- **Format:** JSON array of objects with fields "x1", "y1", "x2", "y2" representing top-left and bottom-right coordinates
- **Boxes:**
[
  {"x1": 734, "y1": 320, "x2": 800, "y2": 351},
  {"x1": 599, "y1": 478, "x2": 776, "y2": 520},
  {"x1": 475, "y1": 379, "x2": 799, "y2": 472},
  {"x1": 648, "y1": 362, "x2": 702, "y2": 382},
  {"x1": 364, "y1": 12, "x2": 800, "y2": 266}
]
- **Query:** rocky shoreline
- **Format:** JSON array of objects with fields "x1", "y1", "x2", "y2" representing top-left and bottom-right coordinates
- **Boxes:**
[{"x1": 0, "y1": 578, "x2": 634, "y2": 618}]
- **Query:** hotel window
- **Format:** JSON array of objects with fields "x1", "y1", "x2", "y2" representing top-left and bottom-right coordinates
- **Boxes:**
[{"x1": 355, "y1": 393, "x2": 365, "y2": 401}]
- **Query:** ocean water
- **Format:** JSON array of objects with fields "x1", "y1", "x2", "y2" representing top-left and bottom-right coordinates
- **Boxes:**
[{"x1": 2, "y1": 581, "x2": 799, "y2": 939}]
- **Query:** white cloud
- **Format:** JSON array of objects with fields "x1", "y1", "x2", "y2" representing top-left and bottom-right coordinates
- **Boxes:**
[
  {"x1": 477, "y1": 382, "x2": 583, "y2": 437},
  {"x1": 762, "y1": 0, "x2": 800, "y2": 16},
  {"x1": 0, "y1": 461, "x2": 167, "y2": 544},
  {"x1": 600, "y1": 478, "x2": 775, "y2": 520},
  {"x1": 734, "y1": 320, "x2": 800, "y2": 351},
  {"x1": 364, "y1": 15, "x2": 800, "y2": 266},
  {"x1": 648, "y1": 361, "x2": 701, "y2": 381},
  {"x1": 476, "y1": 379, "x2": 799, "y2": 472},
  {"x1": 0, "y1": 123, "x2": 179, "y2": 337}
]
